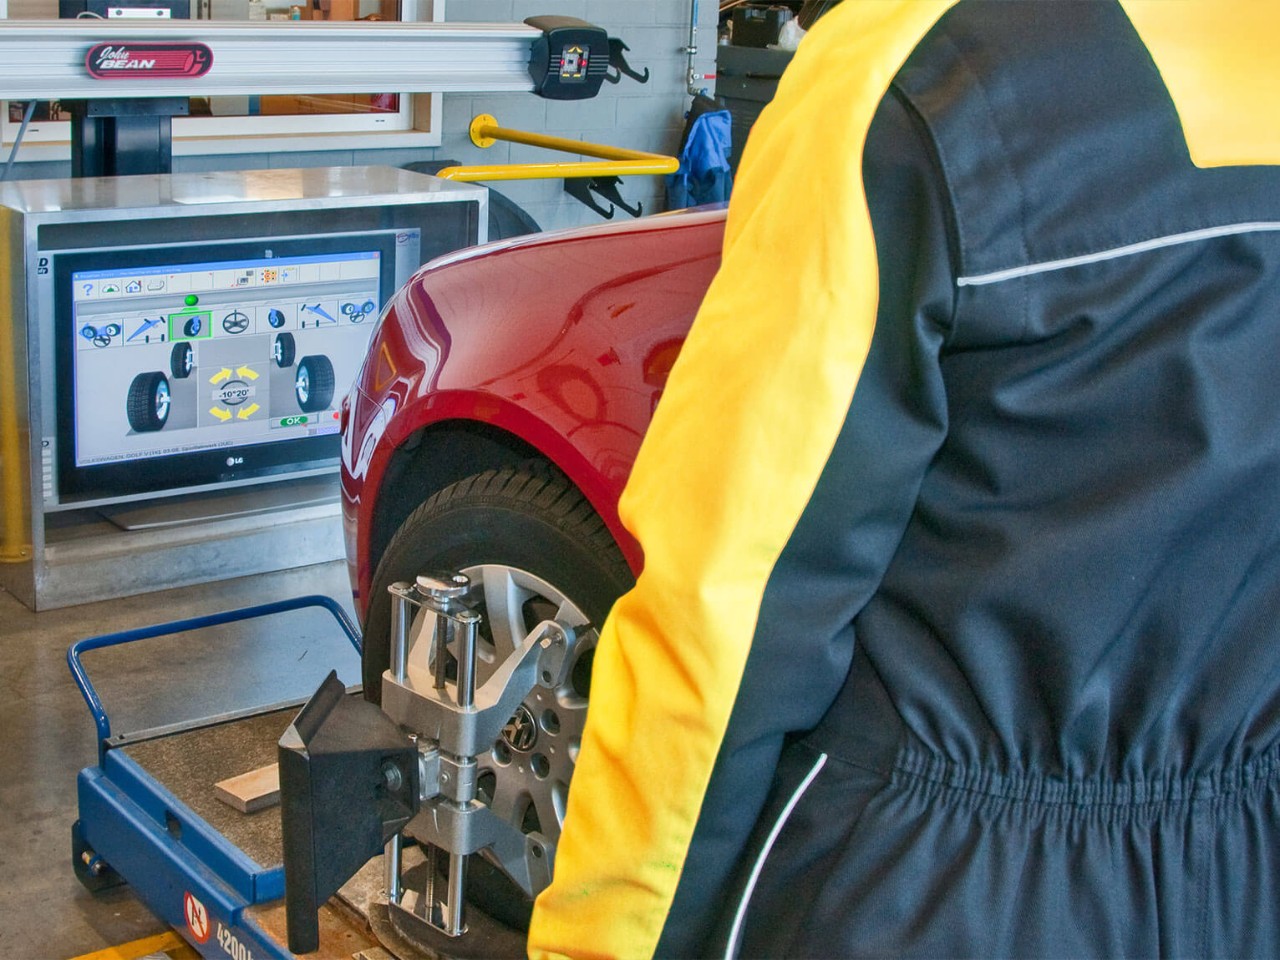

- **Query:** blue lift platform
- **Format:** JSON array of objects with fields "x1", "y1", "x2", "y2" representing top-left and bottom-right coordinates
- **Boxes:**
[{"x1": 68, "y1": 595, "x2": 379, "y2": 960}]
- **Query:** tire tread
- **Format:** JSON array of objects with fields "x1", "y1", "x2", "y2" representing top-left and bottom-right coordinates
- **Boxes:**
[
  {"x1": 395, "y1": 462, "x2": 621, "y2": 565},
  {"x1": 364, "y1": 459, "x2": 631, "y2": 701}
]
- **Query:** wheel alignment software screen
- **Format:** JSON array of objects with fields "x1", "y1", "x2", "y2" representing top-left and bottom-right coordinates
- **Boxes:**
[{"x1": 70, "y1": 249, "x2": 381, "y2": 468}]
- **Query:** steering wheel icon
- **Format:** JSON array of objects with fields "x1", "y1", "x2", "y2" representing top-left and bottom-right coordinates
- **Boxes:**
[
  {"x1": 80, "y1": 322, "x2": 121, "y2": 348},
  {"x1": 222, "y1": 310, "x2": 251, "y2": 335},
  {"x1": 341, "y1": 299, "x2": 377, "y2": 323}
]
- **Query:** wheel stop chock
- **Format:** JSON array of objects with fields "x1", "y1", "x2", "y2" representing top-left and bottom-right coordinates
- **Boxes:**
[{"x1": 279, "y1": 671, "x2": 419, "y2": 955}]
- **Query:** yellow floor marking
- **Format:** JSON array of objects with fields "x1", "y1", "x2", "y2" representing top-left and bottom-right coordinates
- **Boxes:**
[{"x1": 69, "y1": 929, "x2": 197, "y2": 960}]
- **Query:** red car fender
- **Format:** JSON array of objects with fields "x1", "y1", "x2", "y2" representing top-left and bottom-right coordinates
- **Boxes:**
[{"x1": 342, "y1": 208, "x2": 727, "y2": 616}]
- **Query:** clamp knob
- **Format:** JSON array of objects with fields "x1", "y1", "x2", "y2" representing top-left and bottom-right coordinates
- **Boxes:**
[{"x1": 416, "y1": 573, "x2": 470, "y2": 600}]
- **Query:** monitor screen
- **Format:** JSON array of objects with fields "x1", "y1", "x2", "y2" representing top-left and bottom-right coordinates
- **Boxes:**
[{"x1": 54, "y1": 231, "x2": 414, "y2": 503}]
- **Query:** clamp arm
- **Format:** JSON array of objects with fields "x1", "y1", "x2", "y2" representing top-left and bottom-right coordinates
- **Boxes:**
[{"x1": 280, "y1": 575, "x2": 579, "y2": 950}]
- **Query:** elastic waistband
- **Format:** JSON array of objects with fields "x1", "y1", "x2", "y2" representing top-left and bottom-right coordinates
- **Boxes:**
[{"x1": 882, "y1": 744, "x2": 1280, "y2": 809}]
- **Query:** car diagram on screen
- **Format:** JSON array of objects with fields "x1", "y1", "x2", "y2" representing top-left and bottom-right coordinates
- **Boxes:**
[
  {"x1": 125, "y1": 337, "x2": 340, "y2": 432},
  {"x1": 300, "y1": 303, "x2": 337, "y2": 326},
  {"x1": 126, "y1": 317, "x2": 166, "y2": 343},
  {"x1": 80, "y1": 322, "x2": 121, "y2": 349},
  {"x1": 342, "y1": 299, "x2": 377, "y2": 323},
  {"x1": 77, "y1": 255, "x2": 381, "y2": 455}
]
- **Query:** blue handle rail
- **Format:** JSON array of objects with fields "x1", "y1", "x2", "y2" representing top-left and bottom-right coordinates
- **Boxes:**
[{"x1": 67, "y1": 594, "x2": 362, "y2": 765}]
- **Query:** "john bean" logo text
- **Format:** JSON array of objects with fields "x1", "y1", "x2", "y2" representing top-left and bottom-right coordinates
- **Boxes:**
[{"x1": 85, "y1": 42, "x2": 213, "y2": 80}]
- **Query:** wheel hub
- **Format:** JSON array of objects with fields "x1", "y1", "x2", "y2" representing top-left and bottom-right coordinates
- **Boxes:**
[
  {"x1": 155, "y1": 381, "x2": 170, "y2": 421},
  {"x1": 501, "y1": 704, "x2": 539, "y2": 753}
]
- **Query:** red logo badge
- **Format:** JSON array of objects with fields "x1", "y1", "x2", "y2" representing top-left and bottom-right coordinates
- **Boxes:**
[
  {"x1": 85, "y1": 42, "x2": 213, "y2": 80},
  {"x1": 183, "y1": 891, "x2": 211, "y2": 944}
]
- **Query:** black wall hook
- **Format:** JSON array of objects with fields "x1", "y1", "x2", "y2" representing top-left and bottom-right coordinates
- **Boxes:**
[
  {"x1": 564, "y1": 176, "x2": 644, "y2": 220},
  {"x1": 565, "y1": 178, "x2": 616, "y2": 219},
  {"x1": 606, "y1": 38, "x2": 651, "y2": 85},
  {"x1": 591, "y1": 176, "x2": 643, "y2": 218}
]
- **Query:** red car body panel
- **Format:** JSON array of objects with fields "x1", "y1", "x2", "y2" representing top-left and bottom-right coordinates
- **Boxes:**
[{"x1": 340, "y1": 206, "x2": 727, "y2": 618}]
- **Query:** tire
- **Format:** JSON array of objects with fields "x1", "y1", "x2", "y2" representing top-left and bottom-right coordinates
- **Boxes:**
[
  {"x1": 363, "y1": 463, "x2": 633, "y2": 929},
  {"x1": 294, "y1": 355, "x2": 335, "y2": 412},
  {"x1": 170, "y1": 341, "x2": 193, "y2": 379},
  {"x1": 126, "y1": 371, "x2": 170, "y2": 432},
  {"x1": 363, "y1": 463, "x2": 632, "y2": 696},
  {"x1": 402, "y1": 161, "x2": 542, "y2": 240},
  {"x1": 273, "y1": 332, "x2": 295, "y2": 368}
]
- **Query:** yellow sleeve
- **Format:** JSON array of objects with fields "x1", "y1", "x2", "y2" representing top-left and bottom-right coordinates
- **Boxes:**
[{"x1": 528, "y1": 3, "x2": 959, "y2": 957}]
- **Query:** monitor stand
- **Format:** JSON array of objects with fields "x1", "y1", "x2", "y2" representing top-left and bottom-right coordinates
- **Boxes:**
[{"x1": 97, "y1": 475, "x2": 340, "y2": 531}]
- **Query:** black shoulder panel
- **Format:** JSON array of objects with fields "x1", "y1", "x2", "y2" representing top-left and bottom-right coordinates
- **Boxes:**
[{"x1": 894, "y1": 0, "x2": 1280, "y2": 281}]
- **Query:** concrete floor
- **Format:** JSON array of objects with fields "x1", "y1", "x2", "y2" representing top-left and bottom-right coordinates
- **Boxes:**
[{"x1": 0, "y1": 559, "x2": 362, "y2": 960}]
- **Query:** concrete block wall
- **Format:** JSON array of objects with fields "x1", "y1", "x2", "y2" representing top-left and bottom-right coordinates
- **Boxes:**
[
  {"x1": 442, "y1": 0, "x2": 717, "y2": 230},
  {"x1": 8, "y1": 1, "x2": 719, "y2": 234}
]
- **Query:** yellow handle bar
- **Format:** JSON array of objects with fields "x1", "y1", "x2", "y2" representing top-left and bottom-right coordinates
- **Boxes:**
[{"x1": 435, "y1": 114, "x2": 679, "y2": 183}]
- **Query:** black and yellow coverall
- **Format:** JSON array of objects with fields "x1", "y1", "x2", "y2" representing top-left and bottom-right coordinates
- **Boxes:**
[{"x1": 530, "y1": 1, "x2": 1280, "y2": 956}]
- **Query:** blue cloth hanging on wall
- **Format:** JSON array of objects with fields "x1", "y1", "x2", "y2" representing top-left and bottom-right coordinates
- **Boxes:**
[{"x1": 666, "y1": 96, "x2": 733, "y2": 210}]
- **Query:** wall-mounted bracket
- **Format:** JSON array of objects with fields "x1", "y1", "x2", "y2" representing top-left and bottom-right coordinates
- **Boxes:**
[
  {"x1": 606, "y1": 38, "x2": 650, "y2": 85},
  {"x1": 564, "y1": 177, "x2": 615, "y2": 219},
  {"x1": 62, "y1": 97, "x2": 188, "y2": 177},
  {"x1": 564, "y1": 176, "x2": 643, "y2": 220}
]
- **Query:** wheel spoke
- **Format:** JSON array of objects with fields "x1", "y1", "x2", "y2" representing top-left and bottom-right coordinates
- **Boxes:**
[
  {"x1": 549, "y1": 710, "x2": 585, "y2": 783},
  {"x1": 543, "y1": 741, "x2": 576, "y2": 786},
  {"x1": 555, "y1": 702, "x2": 589, "y2": 744},
  {"x1": 553, "y1": 597, "x2": 588, "y2": 629},
  {"x1": 485, "y1": 762, "x2": 527, "y2": 826},
  {"x1": 529, "y1": 780, "x2": 567, "y2": 835},
  {"x1": 406, "y1": 609, "x2": 438, "y2": 673},
  {"x1": 476, "y1": 564, "x2": 531, "y2": 660}
]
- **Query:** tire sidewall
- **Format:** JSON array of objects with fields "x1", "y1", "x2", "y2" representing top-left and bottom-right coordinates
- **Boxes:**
[{"x1": 362, "y1": 482, "x2": 632, "y2": 699}]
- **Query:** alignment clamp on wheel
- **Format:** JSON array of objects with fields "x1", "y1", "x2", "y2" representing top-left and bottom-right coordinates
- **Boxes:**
[
  {"x1": 383, "y1": 572, "x2": 576, "y2": 941},
  {"x1": 280, "y1": 570, "x2": 580, "y2": 955}
]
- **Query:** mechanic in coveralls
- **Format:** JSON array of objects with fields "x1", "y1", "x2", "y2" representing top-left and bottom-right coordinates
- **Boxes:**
[{"x1": 530, "y1": 1, "x2": 1280, "y2": 956}]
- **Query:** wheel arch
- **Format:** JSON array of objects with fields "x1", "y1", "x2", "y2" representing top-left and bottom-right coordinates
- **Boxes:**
[
  {"x1": 353, "y1": 358, "x2": 650, "y2": 616},
  {"x1": 367, "y1": 420, "x2": 538, "y2": 591},
  {"x1": 363, "y1": 413, "x2": 643, "y2": 618}
]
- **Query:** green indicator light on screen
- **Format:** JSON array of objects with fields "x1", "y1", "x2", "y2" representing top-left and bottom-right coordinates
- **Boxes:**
[{"x1": 185, "y1": 294, "x2": 199, "y2": 306}]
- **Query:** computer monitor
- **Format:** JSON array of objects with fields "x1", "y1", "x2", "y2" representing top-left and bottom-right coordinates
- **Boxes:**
[{"x1": 53, "y1": 229, "x2": 416, "y2": 503}]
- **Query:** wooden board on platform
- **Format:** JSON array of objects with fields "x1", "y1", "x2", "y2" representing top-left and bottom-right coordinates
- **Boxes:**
[{"x1": 214, "y1": 763, "x2": 280, "y2": 814}]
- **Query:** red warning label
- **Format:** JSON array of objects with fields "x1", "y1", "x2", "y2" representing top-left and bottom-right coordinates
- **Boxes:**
[{"x1": 184, "y1": 890, "x2": 211, "y2": 944}]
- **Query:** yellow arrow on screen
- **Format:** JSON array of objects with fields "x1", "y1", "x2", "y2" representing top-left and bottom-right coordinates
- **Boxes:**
[
  {"x1": 237, "y1": 366, "x2": 259, "y2": 380},
  {"x1": 210, "y1": 407, "x2": 231, "y2": 422},
  {"x1": 237, "y1": 403, "x2": 260, "y2": 420},
  {"x1": 210, "y1": 368, "x2": 233, "y2": 384}
]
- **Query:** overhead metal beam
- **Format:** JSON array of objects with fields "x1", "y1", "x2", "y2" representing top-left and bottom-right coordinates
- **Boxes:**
[{"x1": 0, "y1": 20, "x2": 544, "y2": 99}]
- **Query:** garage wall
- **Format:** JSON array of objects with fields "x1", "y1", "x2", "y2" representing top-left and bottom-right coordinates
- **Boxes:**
[
  {"x1": 434, "y1": 0, "x2": 717, "y2": 230},
  {"x1": 7, "y1": 1, "x2": 718, "y2": 233}
]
